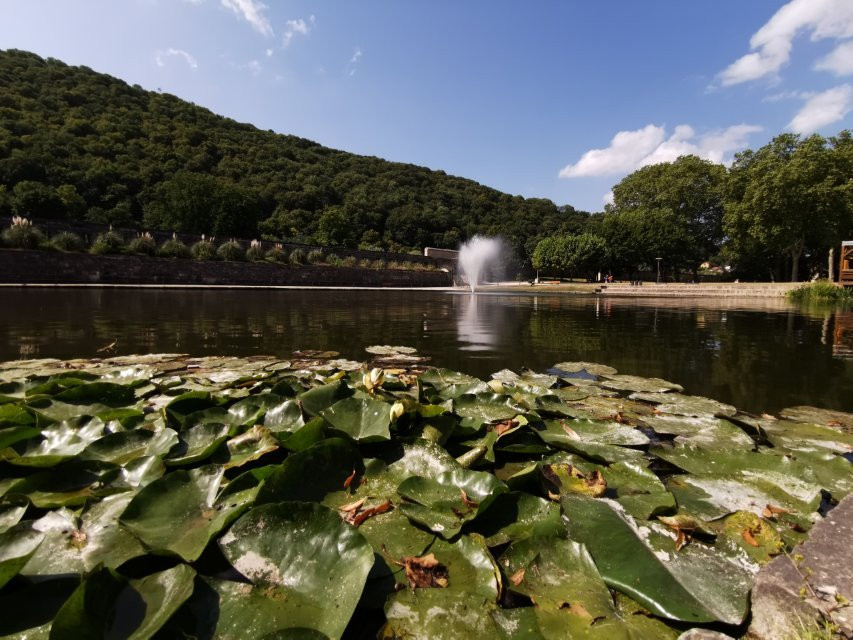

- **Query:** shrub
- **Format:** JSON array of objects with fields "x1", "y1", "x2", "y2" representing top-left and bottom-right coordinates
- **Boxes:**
[
  {"x1": 217, "y1": 240, "x2": 245, "y2": 261},
  {"x1": 50, "y1": 230, "x2": 84, "y2": 252},
  {"x1": 191, "y1": 237, "x2": 218, "y2": 261},
  {"x1": 246, "y1": 240, "x2": 264, "y2": 262},
  {"x1": 342, "y1": 255, "x2": 357, "y2": 268},
  {"x1": 788, "y1": 280, "x2": 853, "y2": 304},
  {"x1": 289, "y1": 248, "x2": 305, "y2": 265},
  {"x1": 358, "y1": 258, "x2": 372, "y2": 269},
  {"x1": 90, "y1": 229, "x2": 125, "y2": 255},
  {"x1": 158, "y1": 235, "x2": 191, "y2": 259},
  {"x1": 127, "y1": 232, "x2": 156, "y2": 255},
  {"x1": 307, "y1": 249, "x2": 324, "y2": 264},
  {"x1": 2, "y1": 216, "x2": 45, "y2": 249},
  {"x1": 325, "y1": 253, "x2": 341, "y2": 266},
  {"x1": 388, "y1": 260, "x2": 404, "y2": 270},
  {"x1": 371, "y1": 259, "x2": 386, "y2": 270},
  {"x1": 266, "y1": 243, "x2": 287, "y2": 263}
]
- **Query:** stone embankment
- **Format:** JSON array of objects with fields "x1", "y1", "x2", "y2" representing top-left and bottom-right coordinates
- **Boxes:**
[{"x1": 595, "y1": 282, "x2": 801, "y2": 298}]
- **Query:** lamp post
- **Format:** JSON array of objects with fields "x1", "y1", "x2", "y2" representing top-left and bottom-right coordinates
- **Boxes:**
[{"x1": 656, "y1": 257, "x2": 662, "y2": 284}]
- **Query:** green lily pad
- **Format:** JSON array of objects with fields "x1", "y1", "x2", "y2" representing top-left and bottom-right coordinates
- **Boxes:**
[
  {"x1": 759, "y1": 419, "x2": 853, "y2": 455},
  {"x1": 552, "y1": 361, "x2": 618, "y2": 377},
  {"x1": 5, "y1": 460, "x2": 122, "y2": 508},
  {"x1": 779, "y1": 406, "x2": 853, "y2": 430},
  {"x1": 453, "y1": 393, "x2": 523, "y2": 425},
  {"x1": 629, "y1": 392, "x2": 737, "y2": 417},
  {"x1": 49, "y1": 567, "x2": 126, "y2": 640},
  {"x1": 419, "y1": 369, "x2": 483, "y2": 389},
  {"x1": 320, "y1": 396, "x2": 392, "y2": 442},
  {"x1": 217, "y1": 502, "x2": 374, "y2": 639},
  {"x1": 2, "y1": 417, "x2": 105, "y2": 467},
  {"x1": 165, "y1": 422, "x2": 231, "y2": 466},
  {"x1": 471, "y1": 491, "x2": 563, "y2": 546},
  {"x1": 227, "y1": 393, "x2": 285, "y2": 427},
  {"x1": 562, "y1": 495, "x2": 751, "y2": 624},
  {"x1": 219, "y1": 425, "x2": 279, "y2": 469},
  {"x1": 642, "y1": 415, "x2": 754, "y2": 449},
  {"x1": 0, "y1": 503, "x2": 27, "y2": 534},
  {"x1": 109, "y1": 564, "x2": 197, "y2": 640},
  {"x1": 365, "y1": 345, "x2": 418, "y2": 355},
  {"x1": 599, "y1": 374, "x2": 683, "y2": 394},
  {"x1": 0, "y1": 529, "x2": 44, "y2": 588},
  {"x1": 397, "y1": 468, "x2": 508, "y2": 539},
  {"x1": 80, "y1": 427, "x2": 178, "y2": 465},
  {"x1": 255, "y1": 438, "x2": 364, "y2": 506},
  {"x1": 22, "y1": 493, "x2": 144, "y2": 577},
  {"x1": 0, "y1": 577, "x2": 78, "y2": 638},
  {"x1": 263, "y1": 399, "x2": 305, "y2": 434},
  {"x1": 298, "y1": 380, "x2": 352, "y2": 416},
  {"x1": 120, "y1": 464, "x2": 254, "y2": 561}
]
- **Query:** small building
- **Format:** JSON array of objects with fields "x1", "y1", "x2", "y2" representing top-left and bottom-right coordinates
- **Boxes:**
[{"x1": 842, "y1": 241, "x2": 853, "y2": 287}]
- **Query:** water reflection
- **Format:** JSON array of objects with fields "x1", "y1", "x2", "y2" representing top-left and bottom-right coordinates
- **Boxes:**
[{"x1": 1, "y1": 288, "x2": 851, "y2": 414}]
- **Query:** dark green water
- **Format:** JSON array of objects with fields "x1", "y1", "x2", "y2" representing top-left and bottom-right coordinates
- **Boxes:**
[{"x1": 2, "y1": 288, "x2": 851, "y2": 414}]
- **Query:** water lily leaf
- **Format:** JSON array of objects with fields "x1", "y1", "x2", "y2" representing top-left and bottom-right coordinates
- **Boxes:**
[
  {"x1": 453, "y1": 393, "x2": 523, "y2": 425},
  {"x1": 164, "y1": 391, "x2": 228, "y2": 426},
  {"x1": 602, "y1": 461, "x2": 676, "y2": 520},
  {"x1": 218, "y1": 425, "x2": 279, "y2": 469},
  {"x1": 165, "y1": 422, "x2": 230, "y2": 466},
  {"x1": 397, "y1": 468, "x2": 508, "y2": 539},
  {"x1": 53, "y1": 382, "x2": 136, "y2": 406},
  {"x1": 298, "y1": 380, "x2": 352, "y2": 417},
  {"x1": 642, "y1": 415, "x2": 754, "y2": 449},
  {"x1": 472, "y1": 491, "x2": 563, "y2": 546},
  {"x1": 0, "y1": 423, "x2": 42, "y2": 449},
  {"x1": 599, "y1": 375, "x2": 683, "y2": 394},
  {"x1": 383, "y1": 591, "x2": 505, "y2": 640},
  {"x1": 120, "y1": 465, "x2": 252, "y2": 561},
  {"x1": 6, "y1": 460, "x2": 121, "y2": 508},
  {"x1": 108, "y1": 564, "x2": 197, "y2": 640},
  {"x1": 21, "y1": 493, "x2": 144, "y2": 577},
  {"x1": 263, "y1": 399, "x2": 305, "y2": 434},
  {"x1": 419, "y1": 368, "x2": 483, "y2": 390},
  {"x1": 543, "y1": 418, "x2": 650, "y2": 446},
  {"x1": 278, "y1": 416, "x2": 326, "y2": 452},
  {"x1": 0, "y1": 503, "x2": 27, "y2": 533},
  {"x1": 0, "y1": 403, "x2": 37, "y2": 427},
  {"x1": 535, "y1": 423, "x2": 647, "y2": 465},
  {"x1": 2, "y1": 417, "x2": 105, "y2": 467},
  {"x1": 562, "y1": 495, "x2": 751, "y2": 624},
  {"x1": 665, "y1": 472, "x2": 822, "y2": 520},
  {"x1": 227, "y1": 393, "x2": 284, "y2": 427},
  {"x1": 759, "y1": 419, "x2": 853, "y2": 455},
  {"x1": 80, "y1": 427, "x2": 178, "y2": 465},
  {"x1": 629, "y1": 392, "x2": 736, "y2": 417},
  {"x1": 255, "y1": 438, "x2": 364, "y2": 505},
  {"x1": 320, "y1": 396, "x2": 392, "y2": 442},
  {"x1": 216, "y1": 502, "x2": 374, "y2": 639},
  {"x1": 49, "y1": 567, "x2": 126, "y2": 640},
  {"x1": 552, "y1": 361, "x2": 618, "y2": 377},
  {"x1": 0, "y1": 529, "x2": 44, "y2": 588},
  {"x1": 117, "y1": 455, "x2": 166, "y2": 489},
  {"x1": 365, "y1": 345, "x2": 418, "y2": 355},
  {"x1": 779, "y1": 406, "x2": 853, "y2": 430}
]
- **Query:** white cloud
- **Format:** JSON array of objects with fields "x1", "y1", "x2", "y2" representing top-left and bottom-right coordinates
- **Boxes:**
[
  {"x1": 602, "y1": 191, "x2": 614, "y2": 206},
  {"x1": 220, "y1": 0, "x2": 273, "y2": 37},
  {"x1": 282, "y1": 15, "x2": 314, "y2": 46},
  {"x1": 815, "y1": 40, "x2": 853, "y2": 76},
  {"x1": 247, "y1": 59, "x2": 262, "y2": 76},
  {"x1": 558, "y1": 123, "x2": 761, "y2": 178},
  {"x1": 762, "y1": 89, "x2": 812, "y2": 103},
  {"x1": 717, "y1": 0, "x2": 853, "y2": 86},
  {"x1": 788, "y1": 84, "x2": 853, "y2": 133},
  {"x1": 348, "y1": 47, "x2": 362, "y2": 76},
  {"x1": 265, "y1": 48, "x2": 273, "y2": 57},
  {"x1": 155, "y1": 48, "x2": 198, "y2": 69}
]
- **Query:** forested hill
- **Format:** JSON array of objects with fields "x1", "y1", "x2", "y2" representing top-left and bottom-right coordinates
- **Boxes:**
[{"x1": 0, "y1": 49, "x2": 587, "y2": 266}]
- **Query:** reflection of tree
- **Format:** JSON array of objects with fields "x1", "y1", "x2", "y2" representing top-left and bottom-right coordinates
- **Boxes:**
[{"x1": 1, "y1": 290, "x2": 851, "y2": 414}]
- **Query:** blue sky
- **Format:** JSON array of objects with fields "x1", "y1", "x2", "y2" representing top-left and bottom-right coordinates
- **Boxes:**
[{"x1": 1, "y1": 0, "x2": 851, "y2": 212}]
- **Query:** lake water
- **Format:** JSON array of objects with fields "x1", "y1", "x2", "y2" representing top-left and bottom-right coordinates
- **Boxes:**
[{"x1": 2, "y1": 287, "x2": 851, "y2": 415}]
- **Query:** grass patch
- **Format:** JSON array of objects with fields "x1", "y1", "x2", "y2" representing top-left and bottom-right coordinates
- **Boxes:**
[{"x1": 787, "y1": 281, "x2": 853, "y2": 304}]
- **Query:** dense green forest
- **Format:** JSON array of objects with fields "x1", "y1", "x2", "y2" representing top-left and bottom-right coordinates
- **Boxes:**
[
  {"x1": 1, "y1": 49, "x2": 850, "y2": 280},
  {"x1": 0, "y1": 49, "x2": 588, "y2": 271}
]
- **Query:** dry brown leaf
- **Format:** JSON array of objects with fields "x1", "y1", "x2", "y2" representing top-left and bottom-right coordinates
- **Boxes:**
[
  {"x1": 343, "y1": 469, "x2": 357, "y2": 489},
  {"x1": 339, "y1": 498, "x2": 366, "y2": 513},
  {"x1": 510, "y1": 568, "x2": 526, "y2": 586},
  {"x1": 742, "y1": 529, "x2": 760, "y2": 547},
  {"x1": 495, "y1": 419, "x2": 517, "y2": 437},
  {"x1": 397, "y1": 553, "x2": 449, "y2": 589},
  {"x1": 762, "y1": 504, "x2": 790, "y2": 518},
  {"x1": 351, "y1": 500, "x2": 394, "y2": 527},
  {"x1": 674, "y1": 529, "x2": 688, "y2": 551},
  {"x1": 560, "y1": 421, "x2": 580, "y2": 439},
  {"x1": 460, "y1": 489, "x2": 479, "y2": 509},
  {"x1": 614, "y1": 412, "x2": 627, "y2": 424},
  {"x1": 547, "y1": 490, "x2": 560, "y2": 502}
]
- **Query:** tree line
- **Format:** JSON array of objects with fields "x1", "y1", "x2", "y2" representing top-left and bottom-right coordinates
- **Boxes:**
[
  {"x1": 533, "y1": 134, "x2": 852, "y2": 282},
  {"x1": 1, "y1": 49, "x2": 850, "y2": 281}
]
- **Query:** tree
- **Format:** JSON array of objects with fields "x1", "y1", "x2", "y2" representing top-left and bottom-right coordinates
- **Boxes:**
[
  {"x1": 532, "y1": 233, "x2": 607, "y2": 280},
  {"x1": 723, "y1": 133, "x2": 850, "y2": 281},
  {"x1": 609, "y1": 155, "x2": 726, "y2": 273}
]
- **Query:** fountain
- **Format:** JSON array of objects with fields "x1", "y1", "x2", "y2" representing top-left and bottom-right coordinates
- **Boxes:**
[{"x1": 458, "y1": 236, "x2": 501, "y2": 293}]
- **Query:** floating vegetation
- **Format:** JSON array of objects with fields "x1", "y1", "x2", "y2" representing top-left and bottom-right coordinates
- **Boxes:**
[{"x1": 0, "y1": 351, "x2": 850, "y2": 638}]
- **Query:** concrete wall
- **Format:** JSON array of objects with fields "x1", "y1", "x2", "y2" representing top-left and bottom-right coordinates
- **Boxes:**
[{"x1": 0, "y1": 249, "x2": 452, "y2": 287}]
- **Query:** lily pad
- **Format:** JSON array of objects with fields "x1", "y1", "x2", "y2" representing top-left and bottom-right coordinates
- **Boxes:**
[
  {"x1": 365, "y1": 345, "x2": 418, "y2": 355},
  {"x1": 562, "y1": 495, "x2": 751, "y2": 624},
  {"x1": 471, "y1": 491, "x2": 563, "y2": 546},
  {"x1": 552, "y1": 361, "x2": 618, "y2": 377},
  {"x1": 453, "y1": 393, "x2": 523, "y2": 425},
  {"x1": 298, "y1": 380, "x2": 352, "y2": 417},
  {"x1": 599, "y1": 374, "x2": 684, "y2": 394},
  {"x1": 320, "y1": 396, "x2": 392, "y2": 442},
  {"x1": 0, "y1": 529, "x2": 44, "y2": 588},
  {"x1": 165, "y1": 422, "x2": 231, "y2": 466},
  {"x1": 80, "y1": 428, "x2": 178, "y2": 465},
  {"x1": 120, "y1": 464, "x2": 254, "y2": 561},
  {"x1": 217, "y1": 502, "x2": 374, "y2": 639},
  {"x1": 22, "y1": 493, "x2": 144, "y2": 577},
  {"x1": 263, "y1": 399, "x2": 305, "y2": 434}
]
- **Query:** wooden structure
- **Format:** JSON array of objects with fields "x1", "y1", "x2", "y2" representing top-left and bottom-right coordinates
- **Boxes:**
[
  {"x1": 842, "y1": 241, "x2": 853, "y2": 287},
  {"x1": 834, "y1": 312, "x2": 853, "y2": 358}
]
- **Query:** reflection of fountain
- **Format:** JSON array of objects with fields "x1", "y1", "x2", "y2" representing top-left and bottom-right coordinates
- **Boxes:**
[
  {"x1": 457, "y1": 294, "x2": 495, "y2": 351},
  {"x1": 458, "y1": 236, "x2": 501, "y2": 293}
]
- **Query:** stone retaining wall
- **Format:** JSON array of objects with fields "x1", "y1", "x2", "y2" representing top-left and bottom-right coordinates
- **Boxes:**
[{"x1": 0, "y1": 249, "x2": 451, "y2": 288}]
